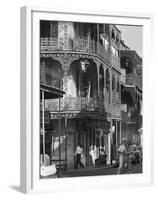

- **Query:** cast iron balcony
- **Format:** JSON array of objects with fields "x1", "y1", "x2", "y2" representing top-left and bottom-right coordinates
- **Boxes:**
[
  {"x1": 40, "y1": 37, "x2": 110, "y2": 64},
  {"x1": 44, "y1": 97, "x2": 105, "y2": 113}
]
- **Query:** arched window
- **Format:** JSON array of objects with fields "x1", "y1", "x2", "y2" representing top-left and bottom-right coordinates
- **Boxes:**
[
  {"x1": 117, "y1": 79, "x2": 120, "y2": 92},
  {"x1": 45, "y1": 59, "x2": 63, "y2": 89},
  {"x1": 116, "y1": 34, "x2": 119, "y2": 44},
  {"x1": 106, "y1": 69, "x2": 110, "y2": 91},
  {"x1": 111, "y1": 29, "x2": 115, "y2": 40},
  {"x1": 99, "y1": 65, "x2": 104, "y2": 95},
  {"x1": 106, "y1": 69, "x2": 110, "y2": 103},
  {"x1": 112, "y1": 74, "x2": 115, "y2": 91}
]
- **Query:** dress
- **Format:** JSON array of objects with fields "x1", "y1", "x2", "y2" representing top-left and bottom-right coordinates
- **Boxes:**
[
  {"x1": 89, "y1": 149, "x2": 95, "y2": 165},
  {"x1": 117, "y1": 144, "x2": 128, "y2": 174}
]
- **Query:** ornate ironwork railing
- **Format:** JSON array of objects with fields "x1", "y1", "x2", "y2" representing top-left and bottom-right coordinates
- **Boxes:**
[
  {"x1": 44, "y1": 97, "x2": 105, "y2": 113},
  {"x1": 40, "y1": 37, "x2": 110, "y2": 64}
]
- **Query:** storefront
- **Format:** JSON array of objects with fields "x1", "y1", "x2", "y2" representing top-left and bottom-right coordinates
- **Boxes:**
[
  {"x1": 40, "y1": 83, "x2": 65, "y2": 169},
  {"x1": 48, "y1": 111, "x2": 110, "y2": 169}
]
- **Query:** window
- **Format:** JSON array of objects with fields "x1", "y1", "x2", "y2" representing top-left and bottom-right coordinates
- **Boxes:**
[
  {"x1": 117, "y1": 79, "x2": 119, "y2": 92},
  {"x1": 111, "y1": 46, "x2": 119, "y2": 58},
  {"x1": 111, "y1": 29, "x2": 115, "y2": 40},
  {"x1": 116, "y1": 34, "x2": 119, "y2": 44},
  {"x1": 112, "y1": 74, "x2": 115, "y2": 91},
  {"x1": 106, "y1": 69, "x2": 110, "y2": 91}
]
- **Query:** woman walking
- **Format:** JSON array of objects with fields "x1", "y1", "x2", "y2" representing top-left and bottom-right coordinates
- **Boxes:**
[{"x1": 117, "y1": 138, "x2": 129, "y2": 174}]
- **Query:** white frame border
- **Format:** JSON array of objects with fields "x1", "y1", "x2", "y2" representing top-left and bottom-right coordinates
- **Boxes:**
[{"x1": 20, "y1": 6, "x2": 154, "y2": 194}]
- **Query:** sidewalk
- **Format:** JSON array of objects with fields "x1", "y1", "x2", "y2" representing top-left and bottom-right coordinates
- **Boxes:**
[
  {"x1": 59, "y1": 163, "x2": 142, "y2": 178},
  {"x1": 60, "y1": 165, "x2": 117, "y2": 177},
  {"x1": 46, "y1": 163, "x2": 142, "y2": 178}
]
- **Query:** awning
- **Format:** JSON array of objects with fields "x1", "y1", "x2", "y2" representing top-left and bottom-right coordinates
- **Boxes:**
[
  {"x1": 40, "y1": 83, "x2": 65, "y2": 99},
  {"x1": 40, "y1": 83, "x2": 65, "y2": 167}
]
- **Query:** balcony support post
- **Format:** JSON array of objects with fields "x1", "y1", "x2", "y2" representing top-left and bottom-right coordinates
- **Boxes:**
[
  {"x1": 40, "y1": 61, "x2": 46, "y2": 84},
  {"x1": 97, "y1": 24, "x2": 99, "y2": 54},
  {"x1": 42, "y1": 90, "x2": 46, "y2": 165},
  {"x1": 109, "y1": 71, "x2": 112, "y2": 104},
  {"x1": 96, "y1": 62, "x2": 100, "y2": 97},
  {"x1": 103, "y1": 23, "x2": 105, "y2": 38},
  {"x1": 50, "y1": 22, "x2": 53, "y2": 37},
  {"x1": 104, "y1": 66, "x2": 106, "y2": 98},
  {"x1": 116, "y1": 121, "x2": 118, "y2": 148},
  {"x1": 58, "y1": 97, "x2": 61, "y2": 176},
  {"x1": 119, "y1": 79, "x2": 121, "y2": 104},
  {"x1": 120, "y1": 120, "x2": 122, "y2": 145}
]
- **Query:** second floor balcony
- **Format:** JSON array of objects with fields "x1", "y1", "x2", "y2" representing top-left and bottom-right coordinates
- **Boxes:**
[{"x1": 43, "y1": 96, "x2": 105, "y2": 113}]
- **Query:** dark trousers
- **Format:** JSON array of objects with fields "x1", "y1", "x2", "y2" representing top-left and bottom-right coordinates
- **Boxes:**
[{"x1": 75, "y1": 154, "x2": 84, "y2": 169}]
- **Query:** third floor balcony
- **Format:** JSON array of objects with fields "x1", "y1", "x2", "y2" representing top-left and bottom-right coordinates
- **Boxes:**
[{"x1": 40, "y1": 37, "x2": 111, "y2": 64}]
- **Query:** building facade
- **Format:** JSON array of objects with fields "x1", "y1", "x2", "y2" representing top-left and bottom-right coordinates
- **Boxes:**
[
  {"x1": 120, "y1": 40, "x2": 142, "y2": 146},
  {"x1": 40, "y1": 21, "x2": 123, "y2": 169}
]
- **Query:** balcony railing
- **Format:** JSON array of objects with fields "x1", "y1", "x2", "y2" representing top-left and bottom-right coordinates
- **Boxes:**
[
  {"x1": 40, "y1": 37, "x2": 110, "y2": 64},
  {"x1": 44, "y1": 97, "x2": 105, "y2": 113}
]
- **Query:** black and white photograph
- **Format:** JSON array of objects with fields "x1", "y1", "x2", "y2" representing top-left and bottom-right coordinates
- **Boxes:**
[
  {"x1": 40, "y1": 20, "x2": 143, "y2": 178},
  {"x1": 0, "y1": 0, "x2": 157, "y2": 197}
]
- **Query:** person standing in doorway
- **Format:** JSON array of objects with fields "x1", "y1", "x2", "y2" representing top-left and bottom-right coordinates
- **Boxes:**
[{"x1": 74, "y1": 144, "x2": 85, "y2": 169}]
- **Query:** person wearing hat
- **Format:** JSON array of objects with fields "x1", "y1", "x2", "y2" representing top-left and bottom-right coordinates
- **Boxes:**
[{"x1": 117, "y1": 138, "x2": 129, "y2": 174}]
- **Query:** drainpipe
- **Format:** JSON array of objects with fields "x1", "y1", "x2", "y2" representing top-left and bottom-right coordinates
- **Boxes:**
[{"x1": 97, "y1": 24, "x2": 99, "y2": 54}]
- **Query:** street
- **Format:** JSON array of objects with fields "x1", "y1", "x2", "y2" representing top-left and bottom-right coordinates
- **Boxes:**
[{"x1": 55, "y1": 163, "x2": 142, "y2": 178}]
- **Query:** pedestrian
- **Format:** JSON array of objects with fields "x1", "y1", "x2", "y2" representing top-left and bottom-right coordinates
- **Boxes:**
[
  {"x1": 74, "y1": 144, "x2": 85, "y2": 169},
  {"x1": 100, "y1": 148, "x2": 105, "y2": 157},
  {"x1": 81, "y1": 151, "x2": 86, "y2": 167},
  {"x1": 89, "y1": 145, "x2": 95, "y2": 166},
  {"x1": 117, "y1": 138, "x2": 129, "y2": 174}
]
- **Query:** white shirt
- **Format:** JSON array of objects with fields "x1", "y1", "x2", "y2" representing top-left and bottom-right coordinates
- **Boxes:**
[
  {"x1": 117, "y1": 144, "x2": 126, "y2": 153},
  {"x1": 117, "y1": 144, "x2": 128, "y2": 164},
  {"x1": 75, "y1": 146, "x2": 83, "y2": 155}
]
